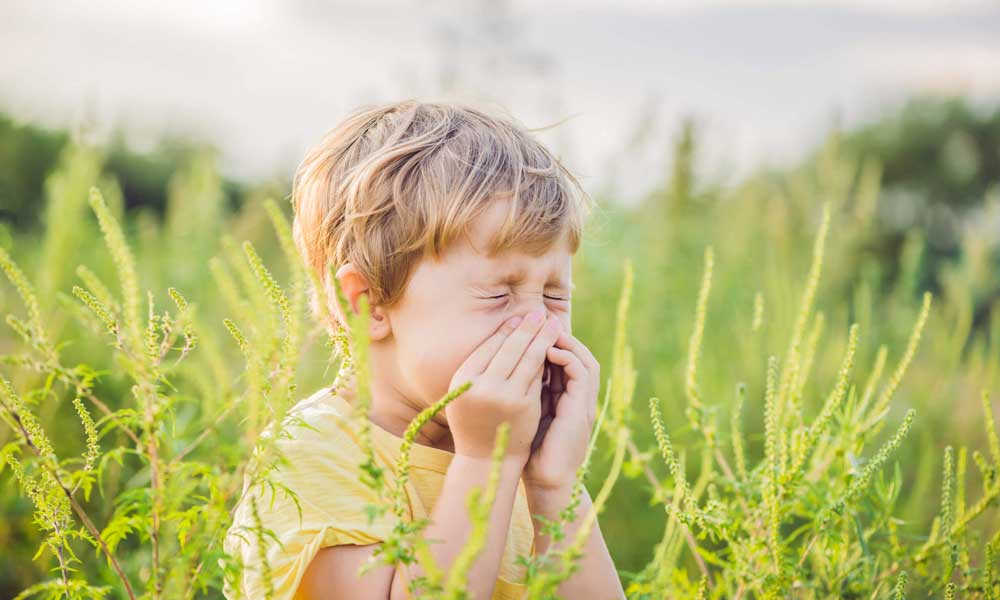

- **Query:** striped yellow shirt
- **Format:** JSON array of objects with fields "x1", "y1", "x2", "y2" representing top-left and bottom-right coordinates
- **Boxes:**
[{"x1": 223, "y1": 385, "x2": 534, "y2": 599}]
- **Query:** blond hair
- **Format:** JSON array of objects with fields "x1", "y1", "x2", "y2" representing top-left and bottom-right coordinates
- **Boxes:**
[{"x1": 290, "y1": 98, "x2": 594, "y2": 331}]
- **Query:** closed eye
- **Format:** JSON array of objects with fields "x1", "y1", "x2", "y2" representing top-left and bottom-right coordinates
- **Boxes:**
[{"x1": 487, "y1": 294, "x2": 570, "y2": 301}]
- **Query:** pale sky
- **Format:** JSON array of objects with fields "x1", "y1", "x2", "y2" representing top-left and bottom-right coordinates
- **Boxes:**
[{"x1": 1, "y1": 0, "x2": 998, "y2": 204}]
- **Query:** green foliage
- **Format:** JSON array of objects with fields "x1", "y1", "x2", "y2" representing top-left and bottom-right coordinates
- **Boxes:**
[{"x1": 0, "y1": 109, "x2": 998, "y2": 600}]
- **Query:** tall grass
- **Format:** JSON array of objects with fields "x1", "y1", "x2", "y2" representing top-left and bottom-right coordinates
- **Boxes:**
[{"x1": 0, "y1": 128, "x2": 997, "y2": 598}]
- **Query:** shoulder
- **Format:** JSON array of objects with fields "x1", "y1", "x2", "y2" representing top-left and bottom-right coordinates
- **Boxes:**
[
  {"x1": 263, "y1": 385, "x2": 373, "y2": 468},
  {"x1": 222, "y1": 386, "x2": 396, "y2": 599},
  {"x1": 249, "y1": 385, "x2": 387, "y2": 509},
  {"x1": 279, "y1": 384, "x2": 360, "y2": 443}
]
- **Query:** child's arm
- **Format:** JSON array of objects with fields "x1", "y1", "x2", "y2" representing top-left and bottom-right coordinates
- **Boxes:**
[
  {"x1": 390, "y1": 452, "x2": 526, "y2": 598},
  {"x1": 298, "y1": 453, "x2": 526, "y2": 600},
  {"x1": 526, "y1": 484, "x2": 623, "y2": 599}
]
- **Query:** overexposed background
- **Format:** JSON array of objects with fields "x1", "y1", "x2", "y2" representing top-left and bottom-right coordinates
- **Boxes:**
[{"x1": 2, "y1": 0, "x2": 999, "y2": 203}]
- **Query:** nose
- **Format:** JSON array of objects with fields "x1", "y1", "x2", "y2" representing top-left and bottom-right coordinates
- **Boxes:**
[
  {"x1": 511, "y1": 296, "x2": 567, "y2": 333},
  {"x1": 512, "y1": 295, "x2": 551, "y2": 322}
]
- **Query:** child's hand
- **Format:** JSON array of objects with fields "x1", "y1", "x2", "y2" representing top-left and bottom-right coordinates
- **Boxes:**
[
  {"x1": 446, "y1": 309, "x2": 562, "y2": 464},
  {"x1": 523, "y1": 331, "x2": 600, "y2": 492}
]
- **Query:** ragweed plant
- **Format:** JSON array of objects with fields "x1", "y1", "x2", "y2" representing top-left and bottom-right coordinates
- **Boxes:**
[
  {"x1": 615, "y1": 199, "x2": 998, "y2": 598},
  {"x1": 0, "y1": 181, "x2": 325, "y2": 599},
  {"x1": 1, "y1": 132, "x2": 999, "y2": 599}
]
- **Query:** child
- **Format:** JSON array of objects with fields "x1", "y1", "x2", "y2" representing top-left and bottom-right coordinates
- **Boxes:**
[{"x1": 223, "y1": 99, "x2": 624, "y2": 599}]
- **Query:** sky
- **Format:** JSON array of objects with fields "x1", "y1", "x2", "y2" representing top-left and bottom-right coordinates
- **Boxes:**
[{"x1": 1, "y1": 0, "x2": 999, "y2": 204}]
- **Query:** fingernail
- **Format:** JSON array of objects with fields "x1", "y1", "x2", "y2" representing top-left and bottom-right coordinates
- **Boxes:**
[
  {"x1": 546, "y1": 318, "x2": 561, "y2": 333},
  {"x1": 528, "y1": 309, "x2": 545, "y2": 324},
  {"x1": 508, "y1": 316, "x2": 523, "y2": 329}
]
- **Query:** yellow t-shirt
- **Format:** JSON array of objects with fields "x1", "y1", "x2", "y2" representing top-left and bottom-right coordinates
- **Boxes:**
[{"x1": 223, "y1": 384, "x2": 535, "y2": 599}]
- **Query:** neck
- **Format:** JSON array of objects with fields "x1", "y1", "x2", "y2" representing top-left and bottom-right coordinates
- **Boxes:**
[{"x1": 335, "y1": 369, "x2": 455, "y2": 453}]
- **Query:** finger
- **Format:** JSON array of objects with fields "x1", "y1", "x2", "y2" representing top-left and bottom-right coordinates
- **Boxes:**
[
  {"x1": 458, "y1": 316, "x2": 523, "y2": 378},
  {"x1": 545, "y1": 346, "x2": 584, "y2": 379},
  {"x1": 550, "y1": 343, "x2": 597, "y2": 421},
  {"x1": 533, "y1": 356, "x2": 546, "y2": 397},
  {"x1": 545, "y1": 346, "x2": 589, "y2": 418},
  {"x1": 554, "y1": 331, "x2": 599, "y2": 374},
  {"x1": 510, "y1": 316, "x2": 562, "y2": 391},
  {"x1": 485, "y1": 311, "x2": 550, "y2": 379},
  {"x1": 524, "y1": 362, "x2": 545, "y2": 413},
  {"x1": 553, "y1": 331, "x2": 600, "y2": 391}
]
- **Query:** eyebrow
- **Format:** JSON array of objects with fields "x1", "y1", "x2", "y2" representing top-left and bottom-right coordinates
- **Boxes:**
[{"x1": 488, "y1": 267, "x2": 574, "y2": 289}]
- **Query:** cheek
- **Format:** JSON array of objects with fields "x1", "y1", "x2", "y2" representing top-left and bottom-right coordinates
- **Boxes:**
[{"x1": 404, "y1": 315, "x2": 499, "y2": 397}]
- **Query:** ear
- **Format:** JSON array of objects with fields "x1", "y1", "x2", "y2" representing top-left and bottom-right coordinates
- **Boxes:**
[{"x1": 335, "y1": 262, "x2": 392, "y2": 342}]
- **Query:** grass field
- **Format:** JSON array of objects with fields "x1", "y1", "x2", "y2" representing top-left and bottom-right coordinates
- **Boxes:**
[{"x1": 1, "y1": 123, "x2": 998, "y2": 598}]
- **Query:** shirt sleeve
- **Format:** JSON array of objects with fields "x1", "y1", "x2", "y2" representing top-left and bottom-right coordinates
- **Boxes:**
[
  {"x1": 494, "y1": 576, "x2": 529, "y2": 599},
  {"x1": 223, "y1": 414, "x2": 396, "y2": 600}
]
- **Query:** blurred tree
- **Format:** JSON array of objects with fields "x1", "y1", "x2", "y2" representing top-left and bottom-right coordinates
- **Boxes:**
[
  {"x1": 844, "y1": 96, "x2": 999, "y2": 225},
  {"x1": 0, "y1": 116, "x2": 249, "y2": 234},
  {"x1": 837, "y1": 96, "x2": 1000, "y2": 333},
  {"x1": 0, "y1": 114, "x2": 68, "y2": 229}
]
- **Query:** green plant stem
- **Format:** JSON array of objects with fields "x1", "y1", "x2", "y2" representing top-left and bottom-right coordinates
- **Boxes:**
[{"x1": 1, "y1": 399, "x2": 137, "y2": 600}]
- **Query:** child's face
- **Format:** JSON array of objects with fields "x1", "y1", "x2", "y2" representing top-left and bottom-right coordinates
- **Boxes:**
[{"x1": 385, "y1": 200, "x2": 573, "y2": 412}]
